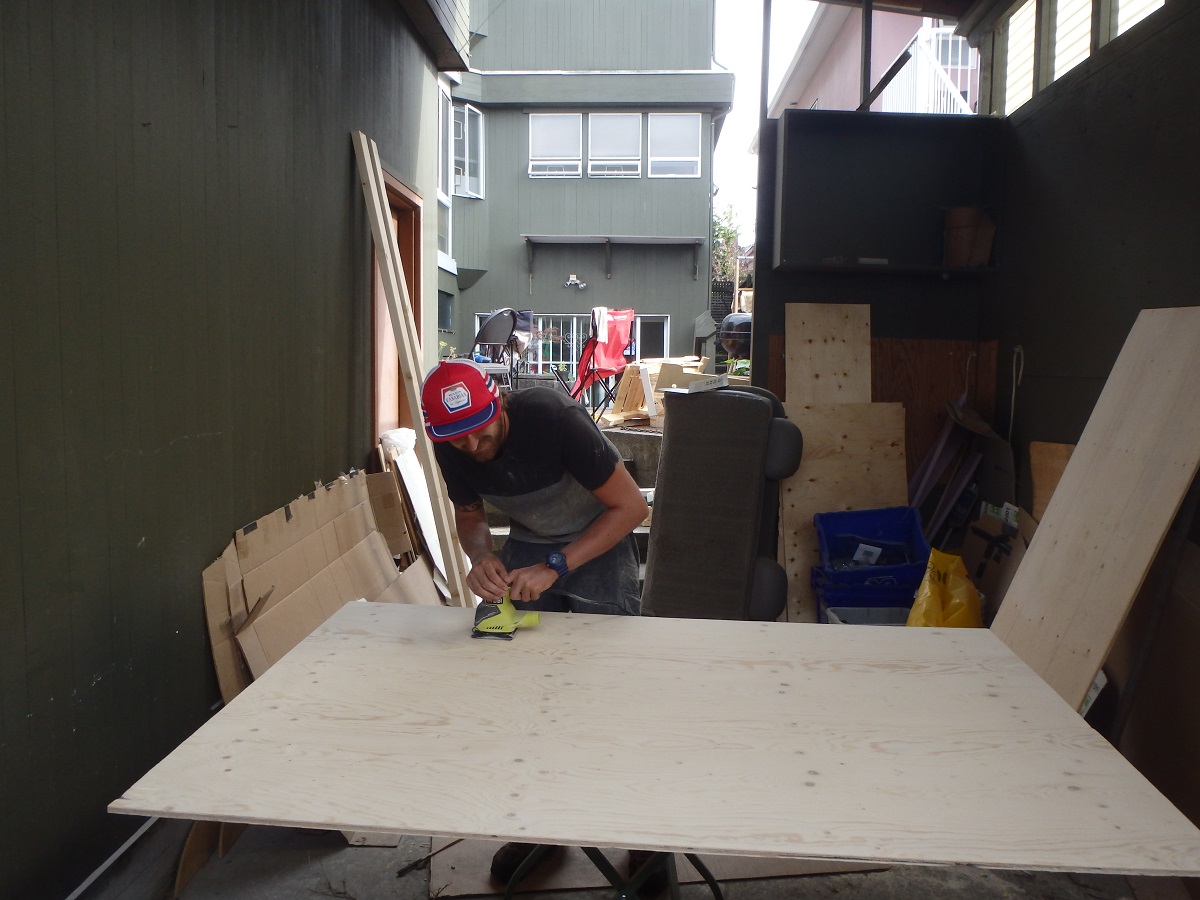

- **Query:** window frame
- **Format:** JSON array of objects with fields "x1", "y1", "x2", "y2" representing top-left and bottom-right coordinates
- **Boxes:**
[
  {"x1": 647, "y1": 113, "x2": 702, "y2": 179},
  {"x1": 528, "y1": 113, "x2": 583, "y2": 178},
  {"x1": 453, "y1": 103, "x2": 485, "y2": 199},
  {"x1": 989, "y1": 0, "x2": 1166, "y2": 116},
  {"x1": 587, "y1": 113, "x2": 642, "y2": 178},
  {"x1": 436, "y1": 82, "x2": 453, "y2": 262}
]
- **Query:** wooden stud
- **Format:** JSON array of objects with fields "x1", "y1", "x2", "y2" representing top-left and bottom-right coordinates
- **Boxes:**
[{"x1": 352, "y1": 131, "x2": 471, "y2": 607}]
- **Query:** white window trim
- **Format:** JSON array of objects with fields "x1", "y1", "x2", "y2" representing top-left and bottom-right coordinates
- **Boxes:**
[
  {"x1": 437, "y1": 83, "x2": 454, "y2": 259},
  {"x1": 647, "y1": 113, "x2": 702, "y2": 179},
  {"x1": 529, "y1": 113, "x2": 583, "y2": 178},
  {"x1": 588, "y1": 113, "x2": 642, "y2": 178},
  {"x1": 454, "y1": 103, "x2": 485, "y2": 199}
]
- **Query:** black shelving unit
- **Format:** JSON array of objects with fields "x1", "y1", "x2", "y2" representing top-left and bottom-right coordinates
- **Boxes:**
[{"x1": 773, "y1": 109, "x2": 1005, "y2": 275}]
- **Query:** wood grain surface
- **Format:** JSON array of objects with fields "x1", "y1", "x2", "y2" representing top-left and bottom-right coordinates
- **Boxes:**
[
  {"x1": 112, "y1": 602, "x2": 1200, "y2": 876},
  {"x1": 993, "y1": 307, "x2": 1200, "y2": 710},
  {"x1": 784, "y1": 304, "x2": 871, "y2": 405},
  {"x1": 779, "y1": 402, "x2": 908, "y2": 622}
]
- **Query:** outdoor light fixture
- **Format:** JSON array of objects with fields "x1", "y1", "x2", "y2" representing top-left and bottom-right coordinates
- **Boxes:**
[{"x1": 564, "y1": 274, "x2": 587, "y2": 289}]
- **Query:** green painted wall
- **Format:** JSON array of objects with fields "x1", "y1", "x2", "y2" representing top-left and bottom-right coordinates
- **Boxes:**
[
  {"x1": 0, "y1": 1, "x2": 441, "y2": 893},
  {"x1": 445, "y1": 0, "x2": 733, "y2": 363},
  {"x1": 470, "y1": 0, "x2": 715, "y2": 71},
  {"x1": 449, "y1": 103, "x2": 719, "y2": 360}
]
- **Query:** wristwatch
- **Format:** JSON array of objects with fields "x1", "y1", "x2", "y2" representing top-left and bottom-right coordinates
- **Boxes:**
[{"x1": 546, "y1": 550, "x2": 569, "y2": 578}]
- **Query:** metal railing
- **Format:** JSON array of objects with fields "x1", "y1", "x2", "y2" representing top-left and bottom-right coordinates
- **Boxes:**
[
  {"x1": 470, "y1": 312, "x2": 598, "y2": 387},
  {"x1": 881, "y1": 26, "x2": 978, "y2": 116},
  {"x1": 520, "y1": 313, "x2": 592, "y2": 384}
]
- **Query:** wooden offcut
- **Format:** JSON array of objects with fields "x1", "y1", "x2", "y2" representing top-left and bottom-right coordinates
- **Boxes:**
[
  {"x1": 992, "y1": 307, "x2": 1200, "y2": 710},
  {"x1": 1028, "y1": 441, "x2": 1074, "y2": 522},
  {"x1": 784, "y1": 303, "x2": 871, "y2": 404},
  {"x1": 111, "y1": 603, "x2": 1200, "y2": 877},
  {"x1": 779, "y1": 402, "x2": 908, "y2": 622}
]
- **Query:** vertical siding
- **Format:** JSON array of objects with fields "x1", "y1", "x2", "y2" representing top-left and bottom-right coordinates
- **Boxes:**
[
  {"x1": 0, "y1": 1, "x2": 438, "y2": 893},
  {"x1": 472, "y1": 0, "x2": 714, "y2": 71}
]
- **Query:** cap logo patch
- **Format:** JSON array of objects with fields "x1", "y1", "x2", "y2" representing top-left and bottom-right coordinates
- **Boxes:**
[{"x1": 441, "y1": 382, "x2": 471, "y2": 412}]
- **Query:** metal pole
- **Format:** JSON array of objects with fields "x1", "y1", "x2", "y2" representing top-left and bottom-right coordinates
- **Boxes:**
[
  {"x1": 760, "y1": 0, "x2": 771, "y2": 124},
  {"x1": 860, "y1": 0, "x2": 874, "y2": 109}
]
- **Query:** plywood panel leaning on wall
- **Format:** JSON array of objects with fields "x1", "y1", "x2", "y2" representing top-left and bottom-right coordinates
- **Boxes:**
[
  {"x1": 784, "y1": 303, "x2": 871, "y2": 405},
  {"x1": 778, "y1": 303, "x2": 909, "y2": 622},
  {"x1": 779, "y1": 402, "x2": 908, "y2": 622},
  {"x1": 992, "y1": 307, "x2": 1200, "y2": 710}
]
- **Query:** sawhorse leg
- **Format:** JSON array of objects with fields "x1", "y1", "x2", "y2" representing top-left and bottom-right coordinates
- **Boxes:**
[{"x1": 579, "y1": 847, "x2": 724, "y2": 900}]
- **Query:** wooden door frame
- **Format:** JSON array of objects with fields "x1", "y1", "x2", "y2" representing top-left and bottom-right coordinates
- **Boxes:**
[{"x1": 373, "y1": 173, "x2": 422, "y2": 438}]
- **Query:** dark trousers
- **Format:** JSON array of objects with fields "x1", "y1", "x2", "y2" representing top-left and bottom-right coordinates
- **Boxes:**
[{"x1": 499, "y1": 533, "x2": 641, "y2": 616}]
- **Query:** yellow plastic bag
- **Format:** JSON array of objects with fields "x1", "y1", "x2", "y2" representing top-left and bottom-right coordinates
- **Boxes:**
[{"x1": 906, "y1": 548, "x2": 983, "y2": 628}]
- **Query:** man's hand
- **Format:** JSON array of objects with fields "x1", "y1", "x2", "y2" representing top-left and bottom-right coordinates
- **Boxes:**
[
  {"x1": 466, "y1": 553, "x2": 511, "y2": 601},
  {"x1": 506, "y1": 563, "x2": 560, "y2": 603}
]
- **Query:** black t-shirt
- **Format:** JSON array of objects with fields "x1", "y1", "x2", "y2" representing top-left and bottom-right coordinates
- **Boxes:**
[{"x1": 433, "y1": 388, "x2": 621, "y2": 543}]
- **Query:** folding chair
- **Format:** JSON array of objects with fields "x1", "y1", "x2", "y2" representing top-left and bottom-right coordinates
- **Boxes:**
[
  {"x1": 560, "y1": 307, "x2": 634, "y2": 417},
  {"x1": 469, "y1": 308, "x2": 519, "y2": 390}
]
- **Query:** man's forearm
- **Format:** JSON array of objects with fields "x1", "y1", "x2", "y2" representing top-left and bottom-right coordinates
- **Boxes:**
[
  {"x1": 559, "y1": 464, "x2": 648, "y2": 572},
  {"x1": 454, "y1": 501, "x2": 496, "y2": 564}
]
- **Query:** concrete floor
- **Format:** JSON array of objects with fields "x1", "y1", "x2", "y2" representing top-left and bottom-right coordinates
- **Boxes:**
[{"x1": 80, "y1": 817, "x2": 1156, "y2": 900}]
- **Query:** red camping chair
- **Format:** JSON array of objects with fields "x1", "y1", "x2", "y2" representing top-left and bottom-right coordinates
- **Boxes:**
[{"x1": 565, "y1": 307, "x2": 635, "y2": 416}]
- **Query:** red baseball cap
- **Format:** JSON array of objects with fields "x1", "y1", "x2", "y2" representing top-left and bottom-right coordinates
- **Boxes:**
[{"x1": 420, "y1": 359, "x2": 501, "y2": 441}]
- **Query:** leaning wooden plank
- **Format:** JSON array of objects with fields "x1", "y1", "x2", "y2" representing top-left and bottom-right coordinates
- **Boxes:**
[
  {"x1": 785, "y1": 303, "x2": 872, "y2": 405},
  {"x1": 352, "y1": 130, "x2": 471, "y2": 607},
  {"x1": 172, "y1": 820, "x2": 219, "y2": 898},
  {"x1": 992, "y1": 307, "x2": 1200, "y2": 710},
  {"x1": 779, "y1": 402, "x2": 907, "y2": 622}
]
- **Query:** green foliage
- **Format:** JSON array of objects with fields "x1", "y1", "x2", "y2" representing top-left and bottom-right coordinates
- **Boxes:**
[{"x1": 711, "y1": 205, "x2": 742, "y2": 283}]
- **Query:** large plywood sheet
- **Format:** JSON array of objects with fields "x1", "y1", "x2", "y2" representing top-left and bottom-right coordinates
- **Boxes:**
[
  {"x1": 780, "y1": 402, "x2": 908, "y2": 622},
  {"x1": 784, "y1": 303, "x2": 871, "y2": 404},
  {"x1": 992, "y1": 307, "x2": 1200, "y2": 710},
  {"x1": 112, "y1": 603, "x2": 1200, "y2": 876}
]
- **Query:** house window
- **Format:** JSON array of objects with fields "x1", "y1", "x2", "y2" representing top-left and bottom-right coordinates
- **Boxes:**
[
  {"x1": 1118, "y1": 0, "x2": 1163, "y2": 35},
  {"x1": 529, "y1": 114, "x2": 582, "y2": 177},
  {"x1": 588, "y1": 114, "x2": 641, "y2": 177},
  {"x1": 995, "y1": 0, "x2": 1164, "y2": 116},
  {"x1": 631, "y1": 315, "x2": 668, "y2": 360},
  {"x1": 438, "y1": 290, "x2": 454, "y2": 332},
  {"x1": 1003, "y1": 0, "x2": 1036, "y2": 115},
  {"x1": 1054, "y1": 0, "x2": 1091, "y2": 81},
  {"x1": 454, "y1": 104, "x2": 484, "y2": 198},
  {"x1": 647, "y1": 113, "x2": 701, "y2": 178},
  {"x1": 437, "y1": 85, "x2": 453, "y2": 256}
]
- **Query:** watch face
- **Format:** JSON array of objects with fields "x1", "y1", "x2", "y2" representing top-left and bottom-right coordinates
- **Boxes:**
[{"x1": 547, "y1": 551, "x2": 567, "y2": 575}]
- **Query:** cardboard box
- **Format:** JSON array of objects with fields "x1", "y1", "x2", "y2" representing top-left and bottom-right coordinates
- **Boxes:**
[
  {"x1": 960, "y1": 502, "x2": 1036, "y2": 625},
  {"x1": 203, "y1": 470, "x2": 443, "y2": 701}
]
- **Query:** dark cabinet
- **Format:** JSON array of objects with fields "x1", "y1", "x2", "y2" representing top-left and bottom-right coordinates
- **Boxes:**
[{"x1": 773, "y1": 109, "x2": 1005, "y2": 274}]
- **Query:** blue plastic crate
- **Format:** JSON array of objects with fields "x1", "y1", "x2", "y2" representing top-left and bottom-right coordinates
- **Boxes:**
[
  {"x1": 825, "y1": 605, "x2": 910, "y2": 626},
  {"x1": 812, "y1": 570, "x2": 915, "y2": 623},
  {"x1": 812, "y1": 506, "x2": 931, "y2": 587}
]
